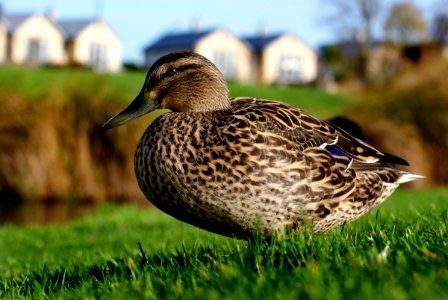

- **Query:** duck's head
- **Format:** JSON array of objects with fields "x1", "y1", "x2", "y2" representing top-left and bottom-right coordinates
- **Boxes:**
[{"x1": 102, "y1": 51, "x2": 230, "y2": 130}]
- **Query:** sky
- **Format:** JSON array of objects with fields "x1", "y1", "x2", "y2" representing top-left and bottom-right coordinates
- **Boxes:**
[{"x1": 1, "y1": 0, "x2": 440, "y2": 64}]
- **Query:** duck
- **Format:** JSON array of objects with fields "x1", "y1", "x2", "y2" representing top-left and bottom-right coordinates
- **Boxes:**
[{"x1": 103, "y1": 51, "x2": 421, "y2": 239}]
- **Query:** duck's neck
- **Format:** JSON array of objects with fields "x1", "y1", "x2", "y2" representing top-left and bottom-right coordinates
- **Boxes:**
[
  {"x1": 181, "y1": 76, "x2": 231, "y2": 112},
  {"x1": 200, "y1": 89, "x2": 231, "y2": 112}
]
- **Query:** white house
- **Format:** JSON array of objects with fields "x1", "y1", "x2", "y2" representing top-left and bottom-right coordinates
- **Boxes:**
[
  {"x1": 144, "y1": 28, "x2": 252, "y2": 82},
  {"x1": 58, "y1": 19, "x2": 122, "y2": 73},
  {"x1": 0, "y1": 18, "x2": 6, "y2": 63},
  {"x1": 3, "y1": 13, "x2": 65, "y2": 66},
  {"x1": 245, "y1": 33, "x2": 318, "y2": 84},
  {"x1": 0, "y1": 8, "x2": 122, "y2": 73}
]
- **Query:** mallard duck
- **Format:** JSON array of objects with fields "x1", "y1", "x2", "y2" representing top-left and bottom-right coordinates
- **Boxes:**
[{"x1": 103, "y1": 51, "x2": 421, "y2": 239}]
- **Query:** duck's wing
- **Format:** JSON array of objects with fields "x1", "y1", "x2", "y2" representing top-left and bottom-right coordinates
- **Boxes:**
[{"x1": 231, "y1": 97, "x2": 408, "y2": 166}]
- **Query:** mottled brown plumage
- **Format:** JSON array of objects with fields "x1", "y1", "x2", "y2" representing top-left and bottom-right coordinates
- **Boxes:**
[{"x1": 103, "y1": 51, "x2": 421, "y2": 239}]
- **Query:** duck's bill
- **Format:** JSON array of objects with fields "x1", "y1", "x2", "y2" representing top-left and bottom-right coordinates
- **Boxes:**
[{"x1": 102, "y1": 90, "x2": 160, "y2": 130}]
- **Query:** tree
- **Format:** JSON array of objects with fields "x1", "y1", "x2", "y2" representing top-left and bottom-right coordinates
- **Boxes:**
[
  {"x1": 384, "y1": 2, "x2": 427, "y2": 45},
  {"x1": 324, "y1": 0, "x2": 381, "y2": 42},
  {"x1": 323, "y1": 0, "x2": 382, "y2": 81}
]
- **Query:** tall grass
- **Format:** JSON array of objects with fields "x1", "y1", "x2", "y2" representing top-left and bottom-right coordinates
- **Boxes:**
[
  {"x1": 0, "y1": 67, "x2": 148, "y2": 205},
  {"x1": 347, "y1": 57, "x2": 448, "y2": 186}
]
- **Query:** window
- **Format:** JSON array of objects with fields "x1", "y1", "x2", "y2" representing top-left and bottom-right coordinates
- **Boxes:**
[
  {"x1": 89, "y1": 44, "x2": 107, "y2": 72},
  {"x1": 212, "y1": 51, "x2": 236, "y2": 80},
  {"x1": 277, "y1": 55, "x2": 303, "y2": 84},
  {"x1": 26, "y1": 39, "x2": 48, "y2": 65}
]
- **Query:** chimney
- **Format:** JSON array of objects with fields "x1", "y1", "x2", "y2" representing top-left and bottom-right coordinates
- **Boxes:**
[
  {"x1": 46, "y1": 7, "x2": 57, "y2": 22},
  {"x1": 258, "y1": 23, "x2": 267, "y2": 37},
  {"x1": 192, "y1": 17, "x2": 201, "y2": 32}
]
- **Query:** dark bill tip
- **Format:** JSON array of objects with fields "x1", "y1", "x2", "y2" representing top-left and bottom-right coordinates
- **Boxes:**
[{"x1": 101, "y1": 90, "x2": 160, "y2": 131}]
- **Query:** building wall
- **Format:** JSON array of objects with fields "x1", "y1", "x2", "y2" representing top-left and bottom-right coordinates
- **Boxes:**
[
  {"x1": 195, "y1": 29, "x2": 252, "y2": 82},
  {"x1": 72, "y1": 20, "x2": 122, "y2": 73},
  {"x1": 262, "y1": 34, "x2": 317, "y2": 84},
  {"x1": 367, "y1": 45, "x2": 400, "y2": 81},
  {"x1": 0, "y1": 22, "x2": 6, "y2": 63},
  {"x1": 9, "y1": 14, "x2": 65, "y2": 65}
]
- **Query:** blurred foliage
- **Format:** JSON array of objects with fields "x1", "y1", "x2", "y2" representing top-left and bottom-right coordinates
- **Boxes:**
[
  {"x1": 348, "y1": 56, "x2": 448, "y2": 186},
  {"x1": 384, "y1": 2, "x2": 427, "y2": 46},
  {"x1": 319, "y1": 45, "x2": 356, "y2": 82},
  {"x1": 384, "y1": 2, "x2": 427, "y2": 45}
]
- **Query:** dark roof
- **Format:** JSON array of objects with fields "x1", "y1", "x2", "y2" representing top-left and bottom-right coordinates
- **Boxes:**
[
  {"x1": 319, "y1": 39, "x2": 385, "y2": 58},
  {"x1": 3, "y1": 13, "x2": 33, "y2": 32},
  {"x1": 244, "y1": 33, "x2": 283, "y2": 51},
  {"x1": 2, "y1": 14, "x2": 117, "y2": 41},
  {"x1": 57, "y1": 19, "x2": 93, "y2": 39},
  {"x1": 144, "y1": 29, "x2": 215, "y2": 52},
  {"x1": 3, "y1": 13, "x2": 67, "y2": 35}
]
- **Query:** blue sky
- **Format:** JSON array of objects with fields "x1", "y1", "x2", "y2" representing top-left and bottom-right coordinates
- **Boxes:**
[{"x1": 1, "y1": 0, "x2": 439, "y2": 64}]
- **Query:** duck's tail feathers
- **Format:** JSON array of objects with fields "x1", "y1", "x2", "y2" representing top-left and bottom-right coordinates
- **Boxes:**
[{"x1": 398, "y1": 172, "x2": 425, "y2": 184}]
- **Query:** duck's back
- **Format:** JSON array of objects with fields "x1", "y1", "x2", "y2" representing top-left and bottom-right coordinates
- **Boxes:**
[{"x1": 134, "y1": 97, "x2": 413, "y2": 238}]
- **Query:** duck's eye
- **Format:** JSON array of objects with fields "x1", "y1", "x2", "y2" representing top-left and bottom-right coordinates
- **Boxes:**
[{"x1": 166, "y1": 66, "x2": 177, "y2": 76}]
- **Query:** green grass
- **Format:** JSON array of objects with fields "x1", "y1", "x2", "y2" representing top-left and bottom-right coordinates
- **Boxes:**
[
  {"x1": 1, "y1": 188, "x2": 447, "y2": 299},
  {"x1": 0, "y1": 66, "x2": 143, "y2": 105},
  {"x1": 228, "y1": 81, "x2": 350, "y2": 118}
]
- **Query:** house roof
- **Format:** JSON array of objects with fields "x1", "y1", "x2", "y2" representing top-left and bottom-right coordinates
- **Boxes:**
[
  {"x1": 2, "y1": 13, "x2": 118, "y2": 41},
  {"x1": 144, "y1": 29, "x2": 215, "y2": 52},
  {"x1": 244, "y1": 33, "x2": 283, "y2": 51},
  {"x1": 3, "y1": 13, "x2": 66, "y2": 36},
  {"x1": 320, "y1": 39, "x2": 385, "y2": 58},
  {"x1": 57, "y1": 19, "x2": 93, "y2": 39},
  {"x1": 3, "y1": 13, "x2": 33, "y2": 32}
]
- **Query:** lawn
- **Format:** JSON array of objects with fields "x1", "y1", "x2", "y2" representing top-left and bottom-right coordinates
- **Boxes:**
[{"x1": 0, "y1": 188, "x2": 447, "y2": 299}]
